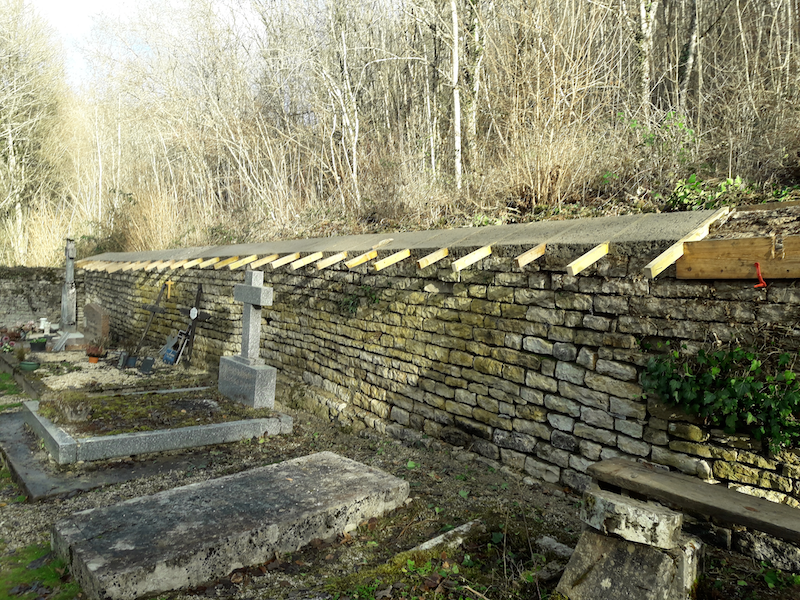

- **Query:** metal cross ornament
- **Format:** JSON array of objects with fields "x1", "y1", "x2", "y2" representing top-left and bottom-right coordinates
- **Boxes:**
[{"x1": 177, "y1": 284, "x2": 212, "y2": 365}]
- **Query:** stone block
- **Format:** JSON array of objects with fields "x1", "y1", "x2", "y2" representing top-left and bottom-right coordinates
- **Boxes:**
[
  {"x1": 555, "y1": 361, "x2": 586, "y2": 385},
  {"x1": 52, "y1": 452, "x2": 408, "y2": 600},
  {"x1": 524, "y1": 457, "x2": 560, "y2": 483},
  {"x1": 218, "y1": 355, "x2": 277, "y2": 409},
  {"x1": 582, "y1": 488, "x2": 683, "y2": 549},
  {"x1": 556, "y1": 529, "x2": 702, "y2": 600},
  {"x1": 83, "y1": 303, "x2": 110, "y2": 345}
]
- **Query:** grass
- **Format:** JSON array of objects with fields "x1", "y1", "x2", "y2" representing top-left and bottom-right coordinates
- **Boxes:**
[{"x1": 0, "y1": 373, "x2": 20, "y2": 396}]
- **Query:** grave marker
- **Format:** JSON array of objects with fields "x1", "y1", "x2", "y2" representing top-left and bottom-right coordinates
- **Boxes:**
[
  {"x1": 218, "y1": 270, "x2": 276, "y2": 408},
  {"x1": 83, "y1": 303, "x2": 110, "y2": 345}
]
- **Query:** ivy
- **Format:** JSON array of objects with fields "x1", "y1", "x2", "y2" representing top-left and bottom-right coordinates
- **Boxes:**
[{"x1": 641, "y1": 343, "x2": 800, "y2": 453}]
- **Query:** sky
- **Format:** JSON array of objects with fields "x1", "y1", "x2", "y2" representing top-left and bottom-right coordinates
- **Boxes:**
[{"x1": 28, "y1": 0, "x2": 137, "y2": 86}]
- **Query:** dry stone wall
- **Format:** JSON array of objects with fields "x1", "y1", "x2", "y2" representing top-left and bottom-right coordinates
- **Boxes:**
[
  {"x1": 0, "y1": 267, "x2": 72, "y2": 327},
  {"x1": 80, "y1": 245, "x2": 800, "y2": 505}
]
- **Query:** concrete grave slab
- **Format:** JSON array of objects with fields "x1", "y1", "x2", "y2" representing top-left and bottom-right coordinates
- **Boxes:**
[
  {"x1": 581, "y1": 487, "x2": 683, "y2": 549},
  {"x1": 555, "y1": 529, "x2": 703, "y2": 600},
  {"x1": 21, "y1": 401, "x2": 291, "y2": 465},
  {"x1": 52, "y1": 451, "x2": 410, "y2": 600}
]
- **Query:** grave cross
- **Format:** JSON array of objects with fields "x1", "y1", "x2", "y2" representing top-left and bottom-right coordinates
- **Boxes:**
[
  {"x1": 178, "y1": 284, "x2": 212, "y2": 364},
  {"x1": 134, "y1": 283, "x2": 167, "y2": 356},
  {"x1": 234, "y1": 270, "x2": 272, "y2": 363}
]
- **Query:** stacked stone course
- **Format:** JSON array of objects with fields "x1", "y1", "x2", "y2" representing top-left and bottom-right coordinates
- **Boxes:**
[{"x1": 67, "y1": 244, "x2": 800, "y2": 503}]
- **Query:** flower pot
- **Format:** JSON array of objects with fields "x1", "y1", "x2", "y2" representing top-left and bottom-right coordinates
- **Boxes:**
[
  {"x1": 19, "y1": 361, "x2": 39, "y2": 372},
  {"x1": 88, "y1": 356, "x2": 99, "y2": 364},
  {"x1": 30, "y1": 341, "x2": 47, "y2": 352}
]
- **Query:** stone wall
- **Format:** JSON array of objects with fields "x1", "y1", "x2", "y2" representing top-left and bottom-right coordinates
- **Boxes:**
[
  {"x1": 81, "y1": 245, "x2": 800, "y2": 506},
  {"x1": 0, "y1": 267, "x2": 70, "y2": 327}
]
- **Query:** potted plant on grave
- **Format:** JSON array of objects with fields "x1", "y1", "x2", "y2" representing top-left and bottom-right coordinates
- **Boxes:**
[
  {"x1": 15, "y1": 345, "x2": 39, "y2": 371},
  {"x1": 86, "y1": 344, "x2": 106, "y2": 364},
  {"x1": 29, "y1": 337, "x2": 47, "y2": 352}
]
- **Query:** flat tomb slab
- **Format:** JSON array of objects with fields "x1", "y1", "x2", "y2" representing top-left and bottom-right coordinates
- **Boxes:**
[
  {"x1": 22, "y1": 401, "x2": 291, "y2": 464},
  {"x1": 53, "y1": 452, "x2": 410, "y2": 600}
]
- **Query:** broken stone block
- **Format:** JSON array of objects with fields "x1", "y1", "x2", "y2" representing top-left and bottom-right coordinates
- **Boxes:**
[
  {"x1": 734, "y1": 529, "x2": 800, "y2": 572},
  {"x1": 581, "y1": 487, "x2": 683, "y2": 549},
  {"x1": 555, "y1": 529, "x2": 703, "y2": 600}
]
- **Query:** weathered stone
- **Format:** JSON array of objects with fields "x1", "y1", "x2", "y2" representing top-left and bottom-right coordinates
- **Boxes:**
[
  {"x1": 579, "y1": 439, "x2": 602, "y2": 460},
  {"x1": 573, "y1": 422, "x2": 617, "y2": 446},
  {"x1": 594, "y1": 295, "x2": 629, "y2": 315},
  {"x1": 581, "y1": 407, "x2": 614, "y2": 430},
  {"x1": 552, "y1": 430, "x2": 578, "y2": 452},
  {"x1": 555, "y1": 361, "x2": 586, "y2": 385},
  {"x1": 713, "y1": 462, "x2": 792, "y2": 492},
  {"x1": 494, "y1": 429, "x2": 538, "y2": 454},
  {"x1": 536, "y1": 443, "x2": 571, "y2": 468},
  {"x1": 582, "y1": 488, "x2": 683, "y2": 549},
  {"x1": 643, "y1": 427, "x2": 670, "y2": 446},
  {"x1": 559, "y1": 381, "x2": 609, "y2": 410},
  {"x1": 524, "y1": 457, "x2": 560, "y2": 483},
  {"x1": 615, "y1": 419, "x2": 643, "y2": 439},
  {"x1": 584, "y1": 372, "x2": 642, "y2": 400},
  {"x1": 83, "y1": 303, "x2": 110, "y2": 345},
  {"x1": 651, "y1": 447, "x2": 703, "y2": 476},
  {"x1": 525, "y1": 371, "x2": 558, "y2": 393},
  {"x1": 544, "y1": 394, "x2": 581, "y2": 418},
  {"x1": 547, "y1": 413, "x2": 575, "y2": 432},
  {"x1": 536, "y1": 536, "x2": 575, "y2": 559},
  {"x1": 667, "y1": 422, "x2": 707, "y2": 442},
  {"x1": 556, "y1": 530, "x2": 702, "y2": 600},
  {"x1": 555, "y1": 291, "x2": 593, "y2": 311},
  {"x1": 596, "y1": 359, "x2": 638, "y2": 382},
  {"x1": 569, "y1": 454, "x2": 595, "y2": 473},
  {"x1": 516, "y1": 404, "x2": 547, "y2": 421},
  {"x1": 734, "y1": 530, "x2": 800, "y2": 573},
  {"x1": 609, "y1": 396, "x2": 647, "y2": 420},
  {"x1": 553, "y1": 342, "x2": 578, "y2": 361},
  {"x1": 616, "y1": 435, "x2": 651, "y2": 458},
  {"x1": 561, "y1": 468, "x2": 593, "y2": 492},
  {"x1": 526, "y1": 306, "x2": 564, "y2": 324},
  {"x1": 576, "y1": 347, "x2": 598, "y2": 370},
  {"x1": 513, "y1": 419, "x2": 551, "y2": 440},
  {"x1": 52, "y1": 452, "x2": 408, "y2": 600},
  {"x1": 583, "y1": 315, "x2": 612, "y2": 331}
]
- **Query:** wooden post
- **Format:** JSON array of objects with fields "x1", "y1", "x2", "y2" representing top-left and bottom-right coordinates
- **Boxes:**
[
  {"x1": 452, "y1": 246, "x2": 492, "y2": 272},
  {"x1": 374, "y1": 249, "x2": 411, "y2": 271}
]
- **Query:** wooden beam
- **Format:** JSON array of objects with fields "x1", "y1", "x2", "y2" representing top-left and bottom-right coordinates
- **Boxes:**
[
  {"x1": 316, "y1": 251, "x2": 348, "y2": 270},
  {"x1": 374, "y1": 249, "x2": 411, "y2": 272},
  {"x1": 145, "y1": 261, "x2": 164, "y2": 272},
  {"x1": 644, "y1": 207, "x2": 731, "y2": 278},
  {"x1": 170, "y1": 259, "x2": 189, "y2": 270},
  {"x1": 346, "y1": 250, "x2": 378, "y2": 269},
  {"x1": 182, "y1": 258, "x2": 203, "y2": 269},
  {"x1": 213, "y1": 256, "x2": 240, "y2": 270},
  {"x1": 566, "y1": 243, "x2": 609, "y2": 277},
  {"x1": 676, "y1": 236, "x2": 800, "y2": 279},
  {"x1": 89, "y1": 262, "x2": 108, "y2": 271},
  {"x1": 270, "y1": 253, "x2": 301, "y2": 269},
  {"x1": 106, "y1": 262, "x2": 130, "y2": 273},
  {"x1": 78, "y1": 261, "x2": 98, "y2": 270},
  {"x1": 157, "y1": 260, "x2": 175, "y2": 271},
  {"x1": 290, "y1": 252, "x2": 324, "y2": 270},
  {"x1": 372, "y1": 238, "x2": 394, "y2": 250},
  {"x1": 452, "y1": 246, "x2": 492, "y2": 273},
  {"x1": 228, "y1": 255, "x2": 258, "y2": 270},
  {"x1": 250, "y1": 254, "x2": 279, "y2": 269},
  {"x1": 417, "y1": 248, "x2": 449, "y2": 269},
  {"x1": 74, "y1": 259, "x2": 91, "y2": 269},
  {"x1": 737, "y1": 199, "x2": 800, "y2": 212},
  {"x1": 197, "y1": 257, "x2": 221, "y2": 269},
  {"x1": 122, "y1": 261, "x2": 141, "y2": 272},
  {"x1": 515, "y1": 243, "x2": 547, "y2": 268}
]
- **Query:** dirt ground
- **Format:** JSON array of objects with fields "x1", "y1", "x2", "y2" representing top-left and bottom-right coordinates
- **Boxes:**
[{"x1": 2, "y1": 358, "x2": 800, "y2": 600}]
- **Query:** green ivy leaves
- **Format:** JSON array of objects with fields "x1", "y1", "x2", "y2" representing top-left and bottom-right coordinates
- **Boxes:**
[{"x1": 641, "y1": 344, "x2": 800, "y2": 452}]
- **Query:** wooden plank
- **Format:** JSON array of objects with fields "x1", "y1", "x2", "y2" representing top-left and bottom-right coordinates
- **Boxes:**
[
  {"x1": 250, "y1": 254, "x2": 280, "y2": 269},
  {"x1": 417, "y1": 248, "x2": 449, "y2": 269},
  {"x1": 197, "y1": 257, "x2": 221, "y2": 269},
  {"x1": 228, "y1": 255, "x2": 258, "y2": 270},
  {"x1": 122, "y1": 261, "x2": 142, "y2": 272},
  {"x1": 346, "y1": 250, "x2": 378, "y2": 269},
  {"x1": 145, "y1": 261, "x2": 164, "y2": 272},
  {"x1": 106, "y1": 262, "x2": 130, "y2": 273},
  {"x1": 316, "y1": 251, "x2": 348, "y2": 270},
  {"x1": 374, "y1": 249, "x2": 411, "y2": 272},
  {"x1": 452, "y1": 246, "x2": 492, "y2": 273},
  {"x1": 181, "y1": 258, "x2": 203, "y2": 269},
  {"x1": 677, "y1": 236, "x2": 800, "y2": 279},
  {"x1": 736, "y1": 199, "x2": 800, "y2": 212},
  {"x1": 213, "y1": 256, "x2": 239, "y2": 270},
  {"x1": 644, "y1": 207, "x2": 731, "y2": 278},
  {"x1": 589, "y1": 458, "x2": 800, "y2": 545},
  {"x1": 290, "y1": 252, "x2": 324, "y2": 270},
  {"x1": 270, "y1": 253, "x2": 301, "y2": 269},
  {"x1": 74, "y1": 259, "x2": 91, "y2": 269},
  {"x1": 79, "y1": 261, "x2": 98, "y2": 271},
  {"x1": 566, "y1": 243, "x2": 609, "y2": 277},
  {"x1": 157, "y1": 260, "x2": 175, "y2": 271},
  {"x1": 170, "y1": 259, "x2": 189, "y2": 270},
  {"x1": 372, "y1": 238, "x2": 394, "y2": 250},
  {"x1": 515, "y1": 243, "x2": 547, "y2": 268}
]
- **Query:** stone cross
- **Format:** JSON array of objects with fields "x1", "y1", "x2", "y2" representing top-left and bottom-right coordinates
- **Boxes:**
[
  {"x1": 234, "y1": 270, "x2": 272, "y2": 363},
  {"x1": 61, "y1": 238, "x2": 77, "y2": 331}
]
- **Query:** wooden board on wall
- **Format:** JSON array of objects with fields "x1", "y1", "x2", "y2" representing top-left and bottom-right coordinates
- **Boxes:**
[{"x1": 677, "y1": 236, "x2": 800, "y2": 279}]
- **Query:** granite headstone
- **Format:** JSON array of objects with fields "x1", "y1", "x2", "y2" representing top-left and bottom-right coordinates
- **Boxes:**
[{"x1": 218, "y1": 270, "x2": 277, "y2": 408}]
